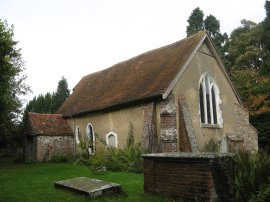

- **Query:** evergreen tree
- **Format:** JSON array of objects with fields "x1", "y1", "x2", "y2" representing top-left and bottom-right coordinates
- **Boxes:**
[
  {"x1": 186, "y1": 7, "x2": 204, "y2": 36},
  {"x1": 24, "y1": 76, "x2": 70, "y2": 119},
  {"x1": 52, "y1": 76, "x2": 70, "y2": 113},
  {"x1": 261, "y1": 0, "x2": 270, "y2": 74},
  {"x1": 204, "y1": 14, "x2": 229, "y2": 67},
  {"x1": 186, "y1": 8, "x2": 229, "y2": 67},
  {"x1": 204, "y1": 14, "x2": 220, "y2": 37},
  {"x1": 0, "y1": 19, "x2": 30, "y2": 145}
]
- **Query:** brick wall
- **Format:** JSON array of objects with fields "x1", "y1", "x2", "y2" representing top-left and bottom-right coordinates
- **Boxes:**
[
  {"x1": 36, "y1": 135, "x2": 74, "y2": 162},
  {"x1": 143, "y1": 153, "x2": 232, "y2": 201},
  {"x1": 160, "y1": 94, "x2": 178, "y2": 152}
]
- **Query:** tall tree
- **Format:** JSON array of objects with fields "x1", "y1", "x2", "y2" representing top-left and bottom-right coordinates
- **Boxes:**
[
  {"x1": 204, "y1": 14, "x2": 229, "y2": 67},
  {"x1": 0, "y1": 19, "x2": 29, "y2": 138},
  {"x1": 261, "y1": 0, "x2": 270, "y2": 75},
  {"x1": 52, "y1": 76, "x2": 70, "y2": 113},
  {"x1": 25, "y1": 93, "x2": 54, "y2": 115},
  {"x1": 227, "y1": 1, "x2": 270, "y2": 152},
  {"x1": 186, "y1": 7, "x2": 204, "y2": 36},
  {"x1": 24, "y1": 76, "x2": 70, "y2": 118},
  {"x1": 228, "y1": 20, "x2": 263, "y2": 70},
  {"x1": 186, "y1": 8, "x2": 229, "y2": 67}
]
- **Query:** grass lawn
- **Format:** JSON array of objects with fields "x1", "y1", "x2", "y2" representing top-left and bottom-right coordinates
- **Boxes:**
[{"x1": 0, "y1": 158, "x2": 174, "y2": 202}]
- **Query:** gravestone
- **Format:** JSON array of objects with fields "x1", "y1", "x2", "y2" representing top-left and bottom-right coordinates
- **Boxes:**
[{"x1": 55, "y1": 177, "x2": 122, "y2": 198}]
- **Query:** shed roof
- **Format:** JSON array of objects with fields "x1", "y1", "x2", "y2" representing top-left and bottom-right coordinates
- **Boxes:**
[
  {"x1": 27, "y1": 112, "x2": 73, "y2": 136},
  {"x1": 58, "y1": 31, "x2": 207, "y2": 117}
]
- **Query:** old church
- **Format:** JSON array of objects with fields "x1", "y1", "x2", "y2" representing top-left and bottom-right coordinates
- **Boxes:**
[{"x1": 24, "y1": 31, "x2": 258, "y2": 161}]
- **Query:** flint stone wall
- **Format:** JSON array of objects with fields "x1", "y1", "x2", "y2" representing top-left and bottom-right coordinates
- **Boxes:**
[{"x1": 36, "y1": 135, "x2": 74, "y2": 162}]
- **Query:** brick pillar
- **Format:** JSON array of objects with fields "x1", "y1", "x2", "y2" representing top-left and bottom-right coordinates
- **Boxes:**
[{"x1": 160, "y1": 94, "x2": 178, "y2": 152}]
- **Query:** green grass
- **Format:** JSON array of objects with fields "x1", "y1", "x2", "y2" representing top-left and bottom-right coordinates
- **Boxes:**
[{"x1": 0, "y1": 158, "x2": 173, "y2": 202}]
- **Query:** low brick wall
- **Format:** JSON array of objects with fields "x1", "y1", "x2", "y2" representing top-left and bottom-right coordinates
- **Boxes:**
[{"x1": 143, "y1": 153, "x2": 233, "y2": 201}]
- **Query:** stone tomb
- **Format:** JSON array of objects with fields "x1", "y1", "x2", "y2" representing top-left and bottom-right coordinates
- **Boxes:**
[
  {"x1": 55, "y1": 177, "x2": 122, "y2": 198},
  {"x1": 143, "y1": 152, "x2": 234, "y2": 201}
]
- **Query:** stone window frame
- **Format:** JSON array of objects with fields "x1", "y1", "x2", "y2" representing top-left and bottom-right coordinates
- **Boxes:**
[
  {"x1": 199, "y1": 73, "x2": 222, "y2": 128},
  {"x1": 86, "y1": 123, "x2": 96, "y2": 154},
  {"x1": 106, "y1": 132, "x2": 118, "y2": 148},
  {"x1": 75, "y1": 126, "x2": 80, "y2": 144}
]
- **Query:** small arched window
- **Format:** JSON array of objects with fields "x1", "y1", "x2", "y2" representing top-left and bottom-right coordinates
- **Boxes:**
[
  {"x1": 106, "y1": 132, "x2": 118, "y2": 148},
  {"x1": 86, "y1": 123, "x2": 95, "y2": 154},
  {"x1": 199, "y1": 74, "x2": 221, "y2": 126},
  {"x1": 75, "y1": 126, "x2": 80, "y2": 144}
]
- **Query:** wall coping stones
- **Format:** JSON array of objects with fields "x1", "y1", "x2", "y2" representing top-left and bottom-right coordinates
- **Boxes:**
[{"x1": 143, "y1": 152, "x2": 234, "y2": 160}]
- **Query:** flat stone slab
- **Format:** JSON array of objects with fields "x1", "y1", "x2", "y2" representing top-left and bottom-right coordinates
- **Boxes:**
[{"x1": 54, "y1": 177, "x2": 122, "y2": 197}]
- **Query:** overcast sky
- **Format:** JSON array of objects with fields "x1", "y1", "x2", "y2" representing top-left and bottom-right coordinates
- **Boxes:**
[{"x1": 0, "y1": 0, "x2": 266, "y2": 102}]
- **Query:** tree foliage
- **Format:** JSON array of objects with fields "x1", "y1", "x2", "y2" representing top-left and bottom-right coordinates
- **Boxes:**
[
  {"x1": 227, "y1": 1, "x2": 270, "y2": 152},
  {"x1": 24, "y1": 76, "x2": 70, "y2": 117},
  {"x1": 53, "y1": 76, "x2": 70, "y2": 112},
  {"x1": 186, "y1": 8, "x2": 229, "y2": 67},
  {"x1": 0, "y1": 19, "x2": 29, "y2": 147},
  {"x1": 186, "y1": 2, "x2": 270, "y2": 152},
  {"x1": 186, "y1": 7, "x2": 204, "y2": 36}
]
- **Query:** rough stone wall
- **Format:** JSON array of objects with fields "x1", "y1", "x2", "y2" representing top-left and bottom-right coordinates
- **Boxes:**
[
  {"x1": 141, "y1": 102, "x2": 156, "y2": 150},
  {"x1": 234, "y1": 103, "x2": 258, "y2": 151},
  {"x1": 36, "y1": 135, "x2": 74, "y2": 162},
  {"x1": 143, "y1": 154, "x2": 219, "y2": 201},
  {"x1": 178, "y1": 96, "x2": 198, "y2": 152},
  {"x1": 160, "y1": 94, "x2": 178, "y2": 152}
]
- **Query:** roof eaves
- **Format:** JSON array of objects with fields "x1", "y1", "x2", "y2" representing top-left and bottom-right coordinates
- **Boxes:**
[
  {"x1": 63, "y1": 93, "x2": 163, "y2": 117},
  {"x1": 162, "y1": 32, "x2": 207, "y2": 99},
  {"x1": 27, "y1": 112, "x2": 38, "y2": 135},
  {"x1": 35, "y1": 133, "x2": 73, "y2": 136}
]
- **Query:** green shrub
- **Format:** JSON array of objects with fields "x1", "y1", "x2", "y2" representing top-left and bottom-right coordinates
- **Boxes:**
[
  {"x1": 121, "y1": 144, "x2": 144, "y2": 173},
  {"x1": 50, "y1": 155, "x2": 70, "y2": 163},
  {"x1": 88, "y1": 144, "x2": 145, "y2": 173},
  {"x1": 13, "y1": 153, "x2": 24, "y2": 163},
  {"x1": 249, "y1": 183, "x2": 270, "y2": 202},
  {"x1": 104, "y1": 147, "x2": 123, "y2": 171},
  {"x1": 89, "y1": 150, "x2": 107, "y2": 174},
  {"x1": 211, "y1": 155, "x2": 235, "y2": 202},
  {"x1": 126, "y1": 122, "x2": 134, "y2": 148},
  {"x1": 73, "y1": 156, "x2": 91, "y2": 166},
  {"x1": 233, "y1": 152, "x2": 270, "y2": 202},
  {"x1": 203, "y1": 137, "x2": 219, "y2": 152}
]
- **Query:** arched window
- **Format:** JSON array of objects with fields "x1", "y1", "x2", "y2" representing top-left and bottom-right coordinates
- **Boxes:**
[
  {"x1": 86, "y1": 123, "x2": 95, "y2": 154},
  {"x1": 75, "y1": 126, "x2": 80, "y2": 144},
  {"x1": 106, "y1": 132, "x2": 118, "y2": 148},
  {"x1": 199, "y1": 74, "x2": 221, "y2": 126}
]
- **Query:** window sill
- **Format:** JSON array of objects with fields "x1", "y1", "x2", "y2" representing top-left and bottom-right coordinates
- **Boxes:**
[{"x1": 201, "y1": 123, "x2": 222, "y2": 129}]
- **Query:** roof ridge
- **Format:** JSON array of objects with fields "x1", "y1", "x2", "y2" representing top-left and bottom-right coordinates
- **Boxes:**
[
  {"x1": 28, "y1": 112, "x2": 63, "y2": 116},
  {"x1": 82, "y1": 31, "x2": 207, "y2": 79},
  {"x1": 58, "y1": 31, "x2": 208, "y2": 116}
]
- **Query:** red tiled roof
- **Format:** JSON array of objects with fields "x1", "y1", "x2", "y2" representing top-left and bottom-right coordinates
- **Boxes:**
[
  {"x1": 57, "y1": 31, "x2": 207, "y2": 117},
  {"x1": 28, "y1": 112, "x2": 73, "y2": 135}
]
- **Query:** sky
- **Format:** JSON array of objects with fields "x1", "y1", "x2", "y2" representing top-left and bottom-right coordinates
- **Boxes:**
[{"x1": 0, "y1": 0, "x2": 267, "y2": 103}]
